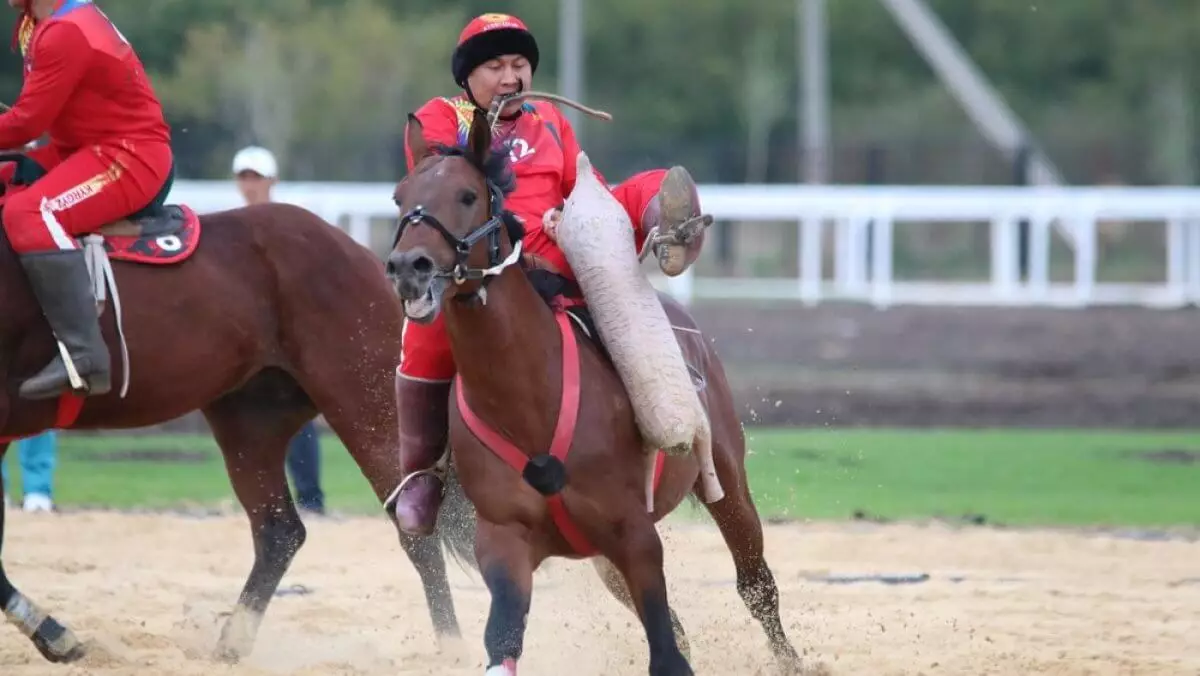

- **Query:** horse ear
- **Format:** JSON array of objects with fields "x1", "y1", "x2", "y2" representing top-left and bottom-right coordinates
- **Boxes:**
[
  {"x1": 467, "y1": 109, "x2": 492, "y2": 163},
  {"x1": 406, "y1": 113, "x2": 431, "y2": 166}
]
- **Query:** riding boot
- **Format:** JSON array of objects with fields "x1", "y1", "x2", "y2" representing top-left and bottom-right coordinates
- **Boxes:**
[
  {"x1": 641, "y1": 165, "x2": 713, "y2": 277},
  {"x1": 17, "y1": 250, "x2": 111, "y2": 400},
  {"x1": 387, "y1": 376, "x2": 452, "y2": 535}
]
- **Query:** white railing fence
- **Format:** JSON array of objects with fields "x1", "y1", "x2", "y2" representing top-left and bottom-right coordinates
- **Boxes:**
[{"x1": 168, "y1": 180, "x2": 1200, "y2": 308}]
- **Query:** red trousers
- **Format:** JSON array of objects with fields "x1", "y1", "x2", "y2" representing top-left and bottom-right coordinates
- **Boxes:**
[
  {"x1": 0, "y1": 140, "x2": 172, "y2": 254},
  {"x1": 399, "y1": 168, "x2": 675, "y2": 382}
]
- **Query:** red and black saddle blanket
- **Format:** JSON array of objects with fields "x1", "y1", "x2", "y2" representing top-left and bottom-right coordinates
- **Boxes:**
[{"x1": 93, "y1": 204, "x2": 202, "y2": 265}]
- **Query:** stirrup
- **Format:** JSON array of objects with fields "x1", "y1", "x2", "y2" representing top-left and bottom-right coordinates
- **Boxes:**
[
  {"x1": 56, "y1": 340, "x2": 87, "y2": 392},
  {"x1": 383, "y1": 467, "x2": 446, "y2": 508},
  {"x1": 383, "y1": 447, "x2": 450, "y2": 513},
  {"x1": 636, "y1": 215, "x2": 712, "y2": 263}
]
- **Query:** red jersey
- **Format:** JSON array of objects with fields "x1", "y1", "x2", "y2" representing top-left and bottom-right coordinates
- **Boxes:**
[
  {"x1": 0, "y1": 0, "x2": 171, "y2": 153},
  {"x1": 407, "y1": 95, "x2": 629, "y2": 279}
]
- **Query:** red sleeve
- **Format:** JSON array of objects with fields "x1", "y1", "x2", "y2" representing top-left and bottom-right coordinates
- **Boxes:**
[
  {"x1": 558, "y1": 108, "x2": 609, "y2": 199},
  {"x1": 0, "y1": 22, "x2": 90, "y2": 149},
  {"x1": 404, "y1": 99, "x2": 462, "y2": 172}
]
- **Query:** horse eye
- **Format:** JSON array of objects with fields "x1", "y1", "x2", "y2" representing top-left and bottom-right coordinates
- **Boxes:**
[{"x1": 459, "y1": 189, "x2": 477, "y2": 207}]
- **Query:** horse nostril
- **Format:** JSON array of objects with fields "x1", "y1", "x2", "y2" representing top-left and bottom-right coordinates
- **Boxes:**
[
  {"x1": 386, "y1": 250, "x2": 435, "y2": 280},
  {"x1": 411, "y1": 254, "x2": 434, "y2": 275}
]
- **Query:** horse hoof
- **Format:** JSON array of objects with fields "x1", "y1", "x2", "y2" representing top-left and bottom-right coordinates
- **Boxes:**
[
  {"x1": 213, "y1": 638, "x2": 250, "y2": 667},
  {"x1": 213, "y1": 631, "x2": 255, "y2": 664},
  {"x1": 34, "y1": 641, "x2": 86, "y2": 664},
  {"x1": 23, "y1": 616, "x2": 87, "y2": 664},
  {"x1": 649, "y1": 651, "x2": 693, "y2": 676},
  {"x1": 213, "y1": 605, "x2": 262, "y2": 663},
  {"x1": 483, "y1": 658, "x2": 518, "y2": 675},
  {"x1": 212, "y1": 644, "x2": 244, "y2": 665},
  {"x1": 779, "y1": 653, "x2": 828, "y2": 676}
]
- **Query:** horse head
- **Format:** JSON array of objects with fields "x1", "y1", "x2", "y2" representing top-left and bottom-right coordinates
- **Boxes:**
[{"x1": 386, "y1": 110, "x2": 525, "y2": 324}]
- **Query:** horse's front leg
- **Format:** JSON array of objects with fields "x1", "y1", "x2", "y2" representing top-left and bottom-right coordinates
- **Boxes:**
[
  {"x1": 608, "y1": 516, "x2": 693, "y2": 676},
  {"x1": 0, "y1": 442, "x2": 86, "y2": 663},
  {"x1": 475, "y1": 519, "x2": 535, "y2": 675}
]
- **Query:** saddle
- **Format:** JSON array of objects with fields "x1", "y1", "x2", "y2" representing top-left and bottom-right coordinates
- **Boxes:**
[
  {"x1": 94, "y1": 162, "x2": 186, "y2": 238},
  {"x1": 97, "y1": 204, "x2": 188, "y2": 239}
]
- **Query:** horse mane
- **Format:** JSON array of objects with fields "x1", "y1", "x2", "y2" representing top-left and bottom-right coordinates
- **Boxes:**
[
  {"x1": 424, "y1": 140, "x2": 526, "y2": 245},
  {"x1": 429, "y1": 142, "x2": 517, "y2": 197}
]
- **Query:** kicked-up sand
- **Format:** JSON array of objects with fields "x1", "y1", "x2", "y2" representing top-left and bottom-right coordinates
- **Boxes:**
[{"x1": 0, "y1": 510, "x2": 1197, "y2": 675}]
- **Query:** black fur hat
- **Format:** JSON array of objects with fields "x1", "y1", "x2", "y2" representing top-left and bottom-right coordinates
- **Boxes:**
[{"x1": 452, "y1": 14, "x2": 540, "y2": 88}]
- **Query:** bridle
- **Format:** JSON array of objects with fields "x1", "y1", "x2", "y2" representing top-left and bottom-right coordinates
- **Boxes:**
[{"x1": 392, "y1": 168, "x2": 523, "y2": 301}]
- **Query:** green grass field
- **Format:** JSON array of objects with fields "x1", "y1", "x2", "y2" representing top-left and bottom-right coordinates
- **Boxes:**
[{"x1": 4, "y1": 429, "x2": 1199, "y2": 527}]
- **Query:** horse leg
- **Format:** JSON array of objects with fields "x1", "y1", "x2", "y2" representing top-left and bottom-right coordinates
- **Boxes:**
[
  {"x1": 279, "y1": 305, "x2": 465, "y2": 647},
  {"x1": 475, "y1": 519, "x2": 535, "y2": 675},
  {"x1": 0, "y1": 443, "x2": 86, "y2": 663},
  {"x1": 702, "y1": 442, "x2": 803, "y2": 669},
  {"x1": 608, "y1": 520, "x2": 693, "y2": 675},
  {"x1": 397, "y1": 527, "x2": 463, "y2": 646},
  {"x1": 313, "y1": 395, "x2": 465, "y2": 648},
  {"x1": 202, "y1": 375, "x2": 312, "y2": 663},
  {"x1": 592, "y1": 556, "x2": 690, "y2": 660}
]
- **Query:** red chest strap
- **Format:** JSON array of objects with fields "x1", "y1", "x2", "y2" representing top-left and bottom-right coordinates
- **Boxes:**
[
  {"x1": 455, "y1": 311, "x2": 667, "y2": 557},
  {"x1": 456, "y1": 312, "x2": 594, "y2": 554}
]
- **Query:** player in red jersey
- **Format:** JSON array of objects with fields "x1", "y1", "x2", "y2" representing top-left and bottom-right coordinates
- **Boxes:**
[
  {"x1": 388, "y1": 12, "x2": 713, "y2": 535},
  {"x1": 0, "y1": 0, "x2": 173, "y2": 400}
]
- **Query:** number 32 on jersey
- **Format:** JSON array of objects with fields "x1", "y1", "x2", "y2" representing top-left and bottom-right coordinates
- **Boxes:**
[{"x1": 506, "y1": 138, "x2": 536, "y2": 164}]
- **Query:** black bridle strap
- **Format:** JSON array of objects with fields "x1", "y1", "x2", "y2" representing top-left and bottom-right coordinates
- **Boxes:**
[{"x1": 393, "y1": 180, "x2": 517, "y2": 285}]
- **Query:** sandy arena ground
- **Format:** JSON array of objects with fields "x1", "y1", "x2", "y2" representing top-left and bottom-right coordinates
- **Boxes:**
[{"x1": 0, "y1": 511, "x2": 1197, "y2": 675}]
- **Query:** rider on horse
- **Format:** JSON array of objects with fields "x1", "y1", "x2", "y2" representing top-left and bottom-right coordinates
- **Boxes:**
[
  {"x1": 0, "y1": 0, "x2": 172, "y2": 401},
  {"x1": 389, "y1": 12, "x2": 711, "y2": 535}
]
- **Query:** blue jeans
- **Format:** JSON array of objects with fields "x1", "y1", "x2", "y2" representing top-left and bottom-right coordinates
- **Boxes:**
[
  {"x1": 1, "y1": 431, "x2": 58, "y2": 498},
  {"x1": 287, "y1": 421, "x2": 324, "y2": 512}
]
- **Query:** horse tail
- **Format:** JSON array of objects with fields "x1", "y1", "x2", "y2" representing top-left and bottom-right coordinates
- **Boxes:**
[{"x1": 433, "y1": 461, "x2": 479, "y2": 574}]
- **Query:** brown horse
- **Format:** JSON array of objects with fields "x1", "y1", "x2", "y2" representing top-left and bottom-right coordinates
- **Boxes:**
[
  {"x1": 0, "y1": 196, "x2": 474, "y2": 663},
  {"x1": 387, "y1": 110, "x2": 802, "y2": 674}
]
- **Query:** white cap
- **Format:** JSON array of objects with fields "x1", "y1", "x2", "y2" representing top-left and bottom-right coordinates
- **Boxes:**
[{"x1": 231, "y1": 145, "x2": 278, "y2": 178}]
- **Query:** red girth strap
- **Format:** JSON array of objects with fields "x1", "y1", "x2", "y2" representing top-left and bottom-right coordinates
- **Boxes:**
[
  {"x1": 0, "y1": 393, "x2": 83, "y2": 443},
  {"x1": 455, "y1": 310, "x2": 665, "y2": 556}
]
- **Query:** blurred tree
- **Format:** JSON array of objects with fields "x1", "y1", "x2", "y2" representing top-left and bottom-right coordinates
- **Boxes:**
[
  {"x1": 0, "y1": 0, "x2": 1196, "y2": 183},
  {"x1": 740, "y1": 25, "x2": 789, "y2": 183},
  {"x1": 157, "y1": 0, "x2": 459, "y2": 179}
]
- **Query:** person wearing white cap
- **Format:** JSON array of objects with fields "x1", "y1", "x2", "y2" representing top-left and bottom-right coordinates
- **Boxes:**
[
  {"x1": 230, "y1": 145, "x2": 326, "y2": 515},
  {"x1": 231, "y1": 145, "x2": 280, "y2": 205}
]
